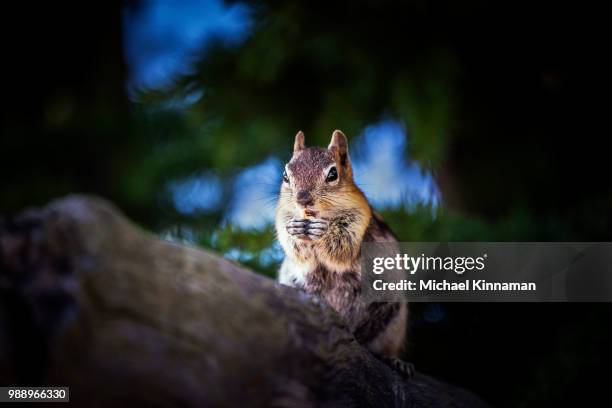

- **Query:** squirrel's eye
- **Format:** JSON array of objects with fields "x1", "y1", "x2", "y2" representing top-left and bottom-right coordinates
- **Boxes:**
[
  {"x1": 326, "y1": 166, "x2": 338, "y2": 182},
  {"x1": 282, "y1": 170, "x2": 289, "y2": 184}
]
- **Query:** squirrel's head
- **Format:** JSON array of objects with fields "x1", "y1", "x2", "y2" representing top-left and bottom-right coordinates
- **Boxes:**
[{"x1": 279, "y1": 130, "x2": 366, "y2": 218}]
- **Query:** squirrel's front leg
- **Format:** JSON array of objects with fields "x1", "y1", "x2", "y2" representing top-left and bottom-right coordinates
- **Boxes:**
[{"x1": 286, "y1": 218, "x2": 329, "y2": 240}]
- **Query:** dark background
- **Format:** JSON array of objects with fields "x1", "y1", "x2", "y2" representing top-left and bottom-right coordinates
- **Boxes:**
[{"x1": 1, "y1": 1, "x2": 611, "y2": 406}]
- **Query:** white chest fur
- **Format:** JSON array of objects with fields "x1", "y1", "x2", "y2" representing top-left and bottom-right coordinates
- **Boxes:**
[{"x1": 278, "y1": 256, "x2": 312, "y2": 287}]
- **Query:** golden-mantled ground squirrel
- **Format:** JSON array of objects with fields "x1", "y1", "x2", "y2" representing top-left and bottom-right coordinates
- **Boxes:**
[{"x1": 276, "y1": 130, "x2": 412, "y2": 377}]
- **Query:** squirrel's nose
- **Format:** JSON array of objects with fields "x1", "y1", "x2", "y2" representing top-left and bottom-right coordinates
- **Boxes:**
[{"x1": 296, "y1": 191, "x2": 314, "y2": 207}]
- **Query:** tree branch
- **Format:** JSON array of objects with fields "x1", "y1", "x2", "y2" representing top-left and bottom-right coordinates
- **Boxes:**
[{"x1": 0, "y1": 195, "x2": 487, "y2": 407}]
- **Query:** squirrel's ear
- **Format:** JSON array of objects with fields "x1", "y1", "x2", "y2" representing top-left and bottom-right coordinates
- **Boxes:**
[
  {"x1": 294, "y1": 131, "x2": 306, "y2": 152},
  {"x1": 328, "y1": 130, "x2": 349, "y2": 167}
]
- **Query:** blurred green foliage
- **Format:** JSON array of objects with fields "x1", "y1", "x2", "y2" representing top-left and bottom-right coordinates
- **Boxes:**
[{"x1": 4, "y1": 1, "x2": 610, "y2": 249}]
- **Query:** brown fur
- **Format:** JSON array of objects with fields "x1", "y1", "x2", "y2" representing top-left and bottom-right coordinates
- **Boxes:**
[{"x1": 276, "y1": 130, "x2": 407, "y2": 358}]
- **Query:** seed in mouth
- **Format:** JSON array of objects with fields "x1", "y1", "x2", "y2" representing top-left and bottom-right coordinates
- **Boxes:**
[{"x1": 304, "y1": 209, "x2": 316, "y2": 217}]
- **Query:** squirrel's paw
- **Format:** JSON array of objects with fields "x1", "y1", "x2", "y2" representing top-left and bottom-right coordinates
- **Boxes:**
[
  {"x1": 286, "y1": 219, "x2": 308, "y2": 236},
  {"x1": 304, "y1": 219, "x2": 328, "y2": 239},
  {"x1": 286, "y1": 219, "x2": 328, "y2": 240},
  {"x1": 378, "y1": 356, "x2": 415, "y2": 379}
]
